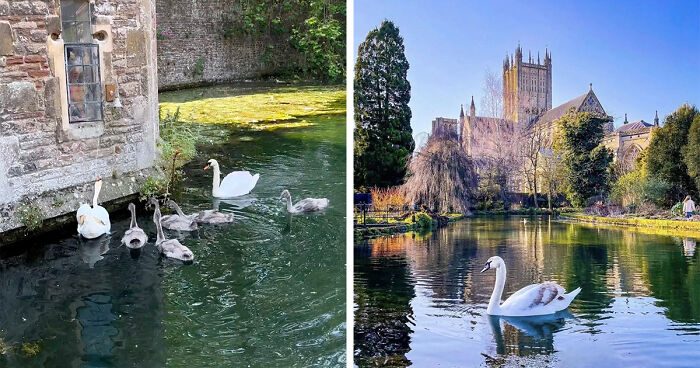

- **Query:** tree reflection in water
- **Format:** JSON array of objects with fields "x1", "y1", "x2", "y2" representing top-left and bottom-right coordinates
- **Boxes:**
[{"x1": 354, "y1": 217, "x2": 700, "y2": 367}]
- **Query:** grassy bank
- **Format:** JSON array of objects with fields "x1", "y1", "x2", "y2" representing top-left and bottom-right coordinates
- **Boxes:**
[
  {"x1": 353, "y1": 212, "x2": 465, "y2": 240},
  {"x1": 562, "y1": 213, "x2": 700, "y2": 238},
  {"x1": 159, "y1": 84, "x2": 345, "y2": 130}
]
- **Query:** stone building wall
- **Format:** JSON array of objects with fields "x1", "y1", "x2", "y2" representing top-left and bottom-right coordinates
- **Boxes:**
[
  {"x1": 155, "y1": 0, "x2": 300, "y2": 90},
  {"x1": 0, "y1": 0, "x2": 159, "y2": 236}
]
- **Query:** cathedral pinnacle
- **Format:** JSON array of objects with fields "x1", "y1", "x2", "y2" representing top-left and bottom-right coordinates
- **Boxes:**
[
  {"x1": 460, "y1": 104, "x2": 465, "y2": 119},
  {"x1": 654, "y1": 110, "x2": 659, "y2": 126},
  {"x1": 624, "y1": 113, "x2": 628, "y2": 124},
  {"x1": 470, "y1": 96, "x2": 476, "y2": 117}
]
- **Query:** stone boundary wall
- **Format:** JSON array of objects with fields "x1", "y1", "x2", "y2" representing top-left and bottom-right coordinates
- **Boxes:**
[
  {"x1": 0, "y1": 0, "x2": 159, "y2": 236},
  {"x1": 156, "y1": 0, "x2": 299, "y2": 90}
]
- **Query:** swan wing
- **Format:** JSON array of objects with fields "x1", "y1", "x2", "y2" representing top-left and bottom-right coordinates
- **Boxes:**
[
  {"x1": 218, "y1": 171, "x2": 259, "y2": 197},
  {"x1": 92, "y1": 205, "x2": 111, "y2": 232},
  {"x1": 501, "y1": 282, "x2": 566, "y2": 312},
  {"x1": 293, "y1": 198, "x2": 329, "y2": 212},
  {"x1": 76, "y1": 203, "x2": 92, "y2": 223}
]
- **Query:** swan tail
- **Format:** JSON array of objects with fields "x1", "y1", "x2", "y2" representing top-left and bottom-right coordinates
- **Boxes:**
[{"x1": 566, "y1": 287, "x2": 582, "y2": 300}]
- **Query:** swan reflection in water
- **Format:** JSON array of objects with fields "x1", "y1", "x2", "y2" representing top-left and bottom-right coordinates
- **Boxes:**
[
  {"x1": 78, "y1": 236, "x2": 111, "y2": 268},
  {"x1": 487, "y1": 310, "x2": 574, "y2": 356}
]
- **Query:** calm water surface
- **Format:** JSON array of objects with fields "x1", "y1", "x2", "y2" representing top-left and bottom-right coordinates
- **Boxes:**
[
  {"x1": 0, "y1": 113, "x2": 346, "y2": 367},
  {"x1": 354, "y1": 216, "x2": 700, "y2": 368}
]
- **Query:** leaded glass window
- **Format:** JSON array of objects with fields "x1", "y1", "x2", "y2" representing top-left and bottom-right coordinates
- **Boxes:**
[{"x1": 61, "y1": 0, "x2": 102, "y2": 123}]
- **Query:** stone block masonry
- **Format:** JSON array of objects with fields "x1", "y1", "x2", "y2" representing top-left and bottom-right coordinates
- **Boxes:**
[
  {"x1": 155, "y1": 0, "x2": 300, "y2": 90},
  {"x1": 0, "y1": 0, "x2": 159, "y2": 238}
]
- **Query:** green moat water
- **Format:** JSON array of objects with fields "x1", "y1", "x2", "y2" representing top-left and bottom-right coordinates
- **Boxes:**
[
  {"x1": 354, "y1": 216, "x2": 700, "y2": 367},
  {"x1": 0, "y1": 99, "x2": 346, "y2": 366}
]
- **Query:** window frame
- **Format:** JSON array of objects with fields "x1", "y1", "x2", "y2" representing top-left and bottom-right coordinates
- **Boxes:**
[
  {"x1": 60, "y1": 0, "x2": 103, "y2": 124},
  {"x1": 64, "y1": 43, "x2": 103, "y2": 124}
]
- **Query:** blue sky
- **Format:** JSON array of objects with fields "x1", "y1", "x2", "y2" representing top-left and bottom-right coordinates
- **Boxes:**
[{"x1": 354, "y1": 0, "x2": 700, "y2": 136}]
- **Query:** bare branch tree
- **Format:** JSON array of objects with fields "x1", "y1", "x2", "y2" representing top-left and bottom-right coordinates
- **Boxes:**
[{"x1": 480, "y1": 69, "x2": 503, "y2": 118}]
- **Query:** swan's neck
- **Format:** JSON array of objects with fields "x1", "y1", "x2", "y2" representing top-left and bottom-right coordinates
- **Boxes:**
[
  {"x1": 487, "y1": 265, "x2": 506, "y2": 314},
  {"x1": 286, "y1": 195, "x2": 293, "y2": 212},
  {"x1": 129, "y1": 206, "x2": 137, "y2": 228},
  {"x1": 92, "y1": 181, "x2": 102, "y2": 207},
  {"x1": 212, "y1": 166, "x2": 221, "y2": 195},
  {"x1": 154, "y1": 208, "x2": 165, "y2": 243},
  {"x1": 173, "y1": 203, "x2": 186, "y2": 217}
]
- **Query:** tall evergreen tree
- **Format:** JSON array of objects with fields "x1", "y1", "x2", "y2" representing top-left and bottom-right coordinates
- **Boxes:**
[
  {"x1": 554, "y1": 108, "x2": 614, "y2": 207},
  {"x1": 354, "y1": 20, "x2": 414, "y2": 189},
  {"x1": 681, "y1": 109, "x2": 700, "y2": 194},
  {"x1": 646, "y1": 104, "x2": 698, "y2": 199}
]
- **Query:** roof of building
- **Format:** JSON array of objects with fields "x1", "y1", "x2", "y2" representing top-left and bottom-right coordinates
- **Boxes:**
[
  {"x1": 534, "y1": 91, "x2": 589, "y2": 126},
  {"x1": 615, "y1": 120, "x2": 653, "y2": 132}
]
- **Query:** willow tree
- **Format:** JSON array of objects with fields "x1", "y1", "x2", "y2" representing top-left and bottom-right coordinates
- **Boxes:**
[
  {"x1": 403, "y1": 137, "x2": 477, "y2": 214},
  {"x1": 354, "y1": 20, "x2": 414, "y2": 189}
]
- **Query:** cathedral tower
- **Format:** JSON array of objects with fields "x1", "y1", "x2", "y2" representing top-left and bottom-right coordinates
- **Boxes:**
[{"x1": 502, "y1": 45, "x2": 552, "y2": 125}]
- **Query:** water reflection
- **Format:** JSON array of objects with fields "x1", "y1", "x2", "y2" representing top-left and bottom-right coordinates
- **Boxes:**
[
  {"x1": 78, "y1": 236, "x2": 110, "y2": 268},
  {"x1": 0, "y1": 113, "x2": 346, "y2": 366},
  {"x1": 354, "y1": 217, "x2": 700, "y2": 367},
  {"x1": 683, "y1": 237, "x2": 696, "y2": 257},
  {"x1": 488, "y1": 311, "x2": 573, "y2": 356}
]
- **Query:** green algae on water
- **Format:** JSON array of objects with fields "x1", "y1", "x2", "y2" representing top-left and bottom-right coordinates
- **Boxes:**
[{"x1": 159, "y1": 84, "x2": 345, "y2": 129}]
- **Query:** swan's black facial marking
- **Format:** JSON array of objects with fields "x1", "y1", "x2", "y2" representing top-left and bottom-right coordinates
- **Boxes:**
[{"x1": 480, "y1": 260, "x2": 492, "y2": 273}]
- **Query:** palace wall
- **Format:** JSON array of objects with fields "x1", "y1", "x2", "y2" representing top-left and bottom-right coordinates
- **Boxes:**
[
  {"x1": 0, "y1": 0, "x2": 158, "y2": 236},
  {"x1": 155, "y1": 0, "x2": 301, "y2": 90}
]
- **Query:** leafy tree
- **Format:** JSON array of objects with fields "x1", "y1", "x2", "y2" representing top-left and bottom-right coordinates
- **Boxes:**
[
  {"x1": 646, "y1": 104, "x2": 698, "y2": 199},
  {"x1": 682, "y1": 111, "x2": 700, "y2": 194},
  {"x1": 402, "y1": 137, "x2": 477, "y2": 214},
  {"x1": 354, "y1": 20, "x2": 414, "y2": 189},
  {"x1": 554, "y1": 108, "x2": 614, "y2": 207}
]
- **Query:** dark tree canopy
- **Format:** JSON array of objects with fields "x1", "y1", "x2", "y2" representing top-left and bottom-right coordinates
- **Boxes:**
[
  {"x1": 554, "y1": 109, "x2": 614, "y2": 207},
  {"x1": 682, "y1": 110, "x2": 700, "y2": 194},
  {"x1": 354, "y1": 20, "x2": 414, "y2": 189},
  {"x1": 647, "y1": 104, "x2": 699, "y2": 198},
  {"x1": 403, "y1": 137, "x2": 477, "y2": 214}
]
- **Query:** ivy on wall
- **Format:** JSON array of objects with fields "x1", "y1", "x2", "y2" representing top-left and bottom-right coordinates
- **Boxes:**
[{"x1": 220, "y1": 0, "x2": 345, "y2": 83}]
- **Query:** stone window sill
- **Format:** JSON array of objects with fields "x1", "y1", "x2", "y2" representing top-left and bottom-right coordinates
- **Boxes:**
[{"x1": 58, "y1": 120, "x2": 105, "y2": 141}]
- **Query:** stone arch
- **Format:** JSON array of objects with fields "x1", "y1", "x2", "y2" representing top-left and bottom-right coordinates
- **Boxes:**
[{"x1": 620, "y1": 143, "x2": 643, "y2": 174}]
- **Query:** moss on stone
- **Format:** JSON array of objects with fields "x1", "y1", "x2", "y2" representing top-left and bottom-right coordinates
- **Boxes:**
[
  {"x1": 158, "y1": 85, "x2": 345, "y2": 129},
  {"x1": 17, "y1": 203, "x2": 43, "y2": 231}
]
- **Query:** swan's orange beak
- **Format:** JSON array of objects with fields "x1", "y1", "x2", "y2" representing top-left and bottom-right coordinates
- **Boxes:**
[
  {"x1": 95, "y1": 177, "x2": 101, "y2": 182},
  {"x1": 204, "y1": 164, "x2": 210, "y2": 170}
]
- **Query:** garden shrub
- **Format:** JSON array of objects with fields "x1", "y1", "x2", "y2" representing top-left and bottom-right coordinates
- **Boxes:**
[
  {"x1": 671, "y1": 202, "x2": 684, "y2": 217},
  {"x1": 415, "y1": 212, "x2": 433, "y2": 229}
]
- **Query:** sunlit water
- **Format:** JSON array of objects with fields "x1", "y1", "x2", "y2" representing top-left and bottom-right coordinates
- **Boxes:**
[
  {"x1": 354, "y1": 216, "x2": 700, "y2": 368},
  {"x1": 0, "y1": 114, "x2": 346, "y2": 367}
]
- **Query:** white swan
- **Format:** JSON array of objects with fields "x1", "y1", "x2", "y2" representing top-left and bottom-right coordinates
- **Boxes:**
[
  {"x1": 76, "y1": 178, "x2": 111, "y2": 239},
  {"x1": 280, "y1": 189, "x2": 329, "y2": 213},
  {"x1": 480, "y1": 256, "x2": 581, "y2": 316},
  {"x1": 152, "y1": 201, "x2": 194, "y2": 262},
  {"x1": 204, "y1": 159, "x2": 259, "y2": 198},
  {"x1": 161, "y1": 200, "x2": 198, "y2": 231},
  {"x1": 121, "y1": 203, "x2": 147, "y2": 249}
]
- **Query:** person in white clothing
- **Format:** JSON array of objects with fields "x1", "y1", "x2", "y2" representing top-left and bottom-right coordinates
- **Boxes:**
[{"x1": 683, "y1": 195, "x2": 695, "y2": 219}]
